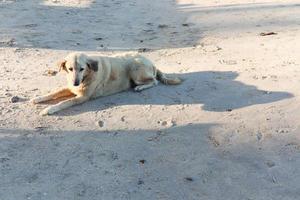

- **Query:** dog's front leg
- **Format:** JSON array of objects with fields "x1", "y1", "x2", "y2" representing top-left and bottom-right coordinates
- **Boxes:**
[
  {"x1": 40, "y1": 95, "x2": 89, "y2": 116},
  {"x1": 30, "y1": 88, "x2": 73, "y2": 104}
]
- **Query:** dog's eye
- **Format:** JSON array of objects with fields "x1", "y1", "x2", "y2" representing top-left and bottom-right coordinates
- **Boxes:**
[
  {"x1": 80, "y1": 68, "x2": 84, "y2": 72},
  {"x1": 68, "y1": 68, "x2": 73, "y2": 71}
]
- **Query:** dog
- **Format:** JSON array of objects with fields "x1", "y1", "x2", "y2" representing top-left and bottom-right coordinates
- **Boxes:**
[{"x1": 30, "y1": 52, "x2": 182, "y2": 116}]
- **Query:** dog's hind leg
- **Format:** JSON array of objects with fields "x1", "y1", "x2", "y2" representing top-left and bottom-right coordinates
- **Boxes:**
[
  {"x1": 30, "y1": 88, "x2": 73, "y2": 104},
  {"x1": 131, "y1": 72, "x2": 158, "y2": 92}
]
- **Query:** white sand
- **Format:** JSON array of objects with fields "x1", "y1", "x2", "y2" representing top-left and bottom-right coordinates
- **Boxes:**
[{"x1": 1, "y1": 0, "x2": 300, "y2": 199}]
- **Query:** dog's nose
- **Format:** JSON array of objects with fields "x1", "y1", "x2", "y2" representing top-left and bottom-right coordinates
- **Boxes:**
[{"x1": 73, "y1": 80, "x2": 80, "y2": 86}]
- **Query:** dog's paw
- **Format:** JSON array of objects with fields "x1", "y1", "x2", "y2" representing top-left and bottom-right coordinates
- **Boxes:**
[
  {"x1": 39, "y1": 108, "x2": 50, "y2": 116},
  {"x1": 39, "y1": 106, "x2": 56, "y2": 116},
  {"x1": 134, "y1": 85, "x2": 144, "y2": 92},
  {"x1": 30, "y1": 97, "x2": 43, "y2": 104}
]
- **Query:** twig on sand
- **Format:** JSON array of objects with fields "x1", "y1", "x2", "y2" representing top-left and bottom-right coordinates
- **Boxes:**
[{"x1": 259, "y1": 32, "x2": 277, "y2": 36}]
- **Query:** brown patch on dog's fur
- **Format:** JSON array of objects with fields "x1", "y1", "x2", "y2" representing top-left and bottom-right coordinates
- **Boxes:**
[
  {"x1": 109, "y1": 71, "x2": 117, "y2": 81},
  {"x1": 58, "y1": 60, "x2": 67, "y2": 72},
  {"x1": 46, "y1": 93, "x2": 76, "y2": 104},
  {"x1": 140, "y1": 77, "x2": 154, "y2": 83},
  {"x1": 87, "y1": 59, "x2": 98, "y2": 71}
]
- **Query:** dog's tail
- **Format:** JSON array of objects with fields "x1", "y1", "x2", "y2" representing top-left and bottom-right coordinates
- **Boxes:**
[{"x1": 156, "y1": 69, "x2": 182, "y2": 85}]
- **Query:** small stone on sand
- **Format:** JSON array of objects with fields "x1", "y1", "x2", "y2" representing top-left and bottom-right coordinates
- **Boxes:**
[
  {"x1": 184, "y1": 177, "x2": 194, "y2": 182},
  {"x1": 97, "y1": 120, "x2": 104, "y2": 127},
  {"x1": 10, "y1": 96, "x2": 20, "y2": 103}
]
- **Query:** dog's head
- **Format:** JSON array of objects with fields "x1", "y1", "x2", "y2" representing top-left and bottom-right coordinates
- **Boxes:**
[{"x1": 58, "y1": 53, "x2": 98, "y2": 87}]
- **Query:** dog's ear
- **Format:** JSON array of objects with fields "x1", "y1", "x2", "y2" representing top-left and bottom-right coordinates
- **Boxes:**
[
  {"x1": 87, "y1": 59, "x2": 98, "y2": 72},
  {"x1": 58, "y1": 60, "x2": 67, "y2": 72}
]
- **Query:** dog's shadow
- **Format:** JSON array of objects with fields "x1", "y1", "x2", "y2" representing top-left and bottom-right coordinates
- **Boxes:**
[{"x1": 53, "y1": 71, "x2": 292, "y2": 116}]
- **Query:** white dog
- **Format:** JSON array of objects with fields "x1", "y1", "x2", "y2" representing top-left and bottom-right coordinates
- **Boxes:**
[{"x1": 31, "y1": 52, "x2": 182, "y2": 115}]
